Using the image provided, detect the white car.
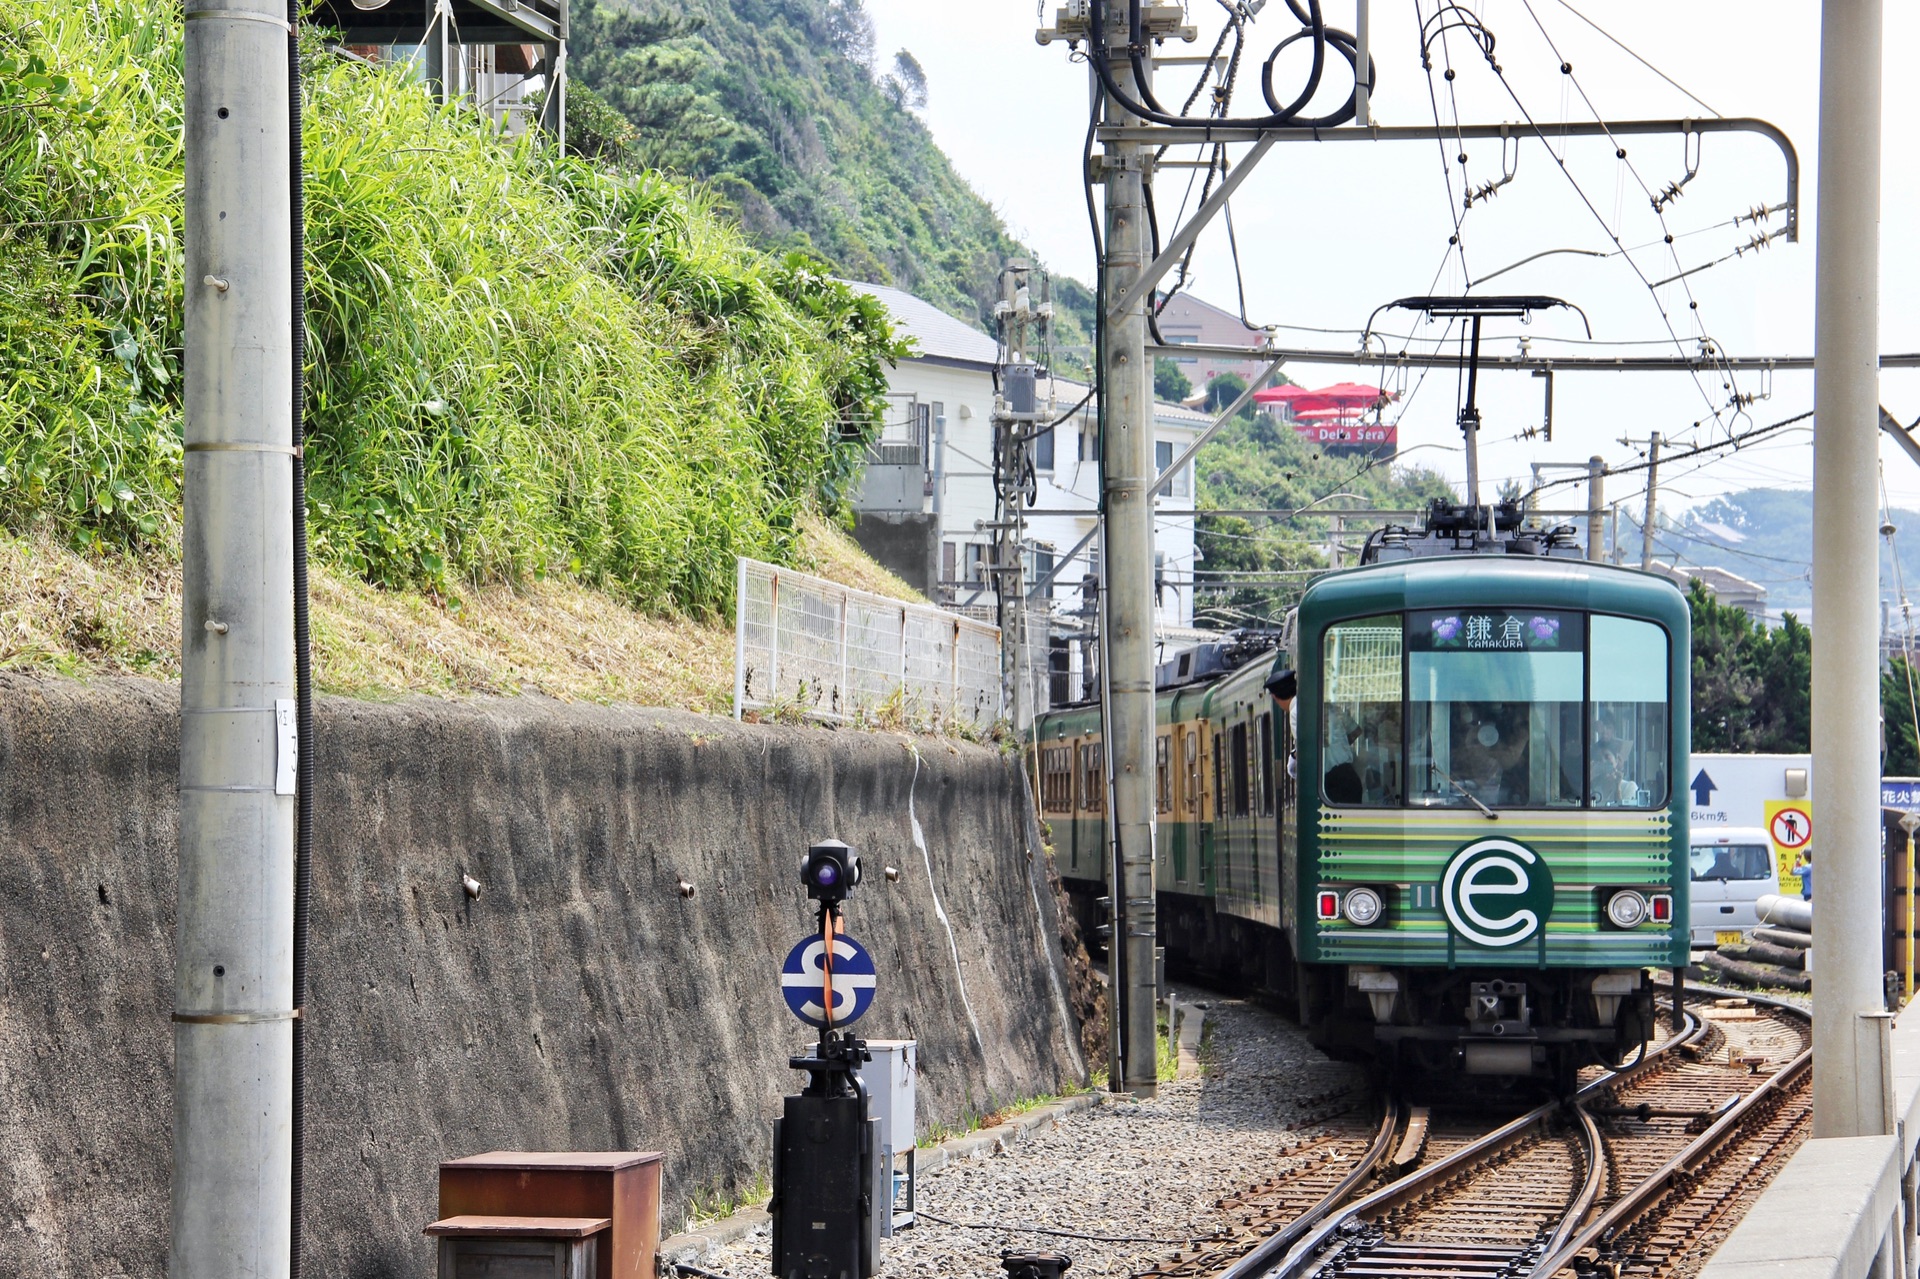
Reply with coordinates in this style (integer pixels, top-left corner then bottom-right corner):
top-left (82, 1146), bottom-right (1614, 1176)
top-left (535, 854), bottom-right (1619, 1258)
top-left (1688, 826), bottom-right (1780, 947)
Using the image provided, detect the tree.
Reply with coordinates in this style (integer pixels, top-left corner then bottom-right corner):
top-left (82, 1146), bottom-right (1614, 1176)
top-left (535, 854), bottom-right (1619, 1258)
top-left (1205, 372), bottom-right (1250, 417)
top-left (883, 50), bottom-right (928, 110)
top-left (1154, 358), bottom-right (1191, 403)
top-left (1685, 580), bottom-right (1810, 754)
top-left (1887, 657), bottom-right (1920, 776)
top-left (562, 0), bottom-right (732, 172)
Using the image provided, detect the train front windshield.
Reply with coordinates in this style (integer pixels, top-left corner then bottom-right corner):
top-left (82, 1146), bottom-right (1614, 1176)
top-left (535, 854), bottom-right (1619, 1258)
top-left (1321, 610), bottom-right (1671, 811)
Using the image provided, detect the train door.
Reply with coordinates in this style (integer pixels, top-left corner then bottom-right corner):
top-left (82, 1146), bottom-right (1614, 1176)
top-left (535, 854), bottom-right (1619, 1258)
top-left (1197, 722), bottom-right (1215, 890)
top-left (1155, 730), bottom-right (1175, 886)
top-left (1228, 714), bottom-right (1252, 898)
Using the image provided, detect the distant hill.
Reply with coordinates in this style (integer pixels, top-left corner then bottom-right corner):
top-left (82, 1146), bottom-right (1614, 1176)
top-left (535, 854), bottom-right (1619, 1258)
top-left (1659, 489), bottom-right (1920, 619)
top-left (566, 0), bottom-right (1096, 346)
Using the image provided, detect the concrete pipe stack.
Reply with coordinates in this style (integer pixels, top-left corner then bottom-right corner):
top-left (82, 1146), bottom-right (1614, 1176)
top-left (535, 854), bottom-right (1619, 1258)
top-left (1700, 895), bottom-right (1812, 993)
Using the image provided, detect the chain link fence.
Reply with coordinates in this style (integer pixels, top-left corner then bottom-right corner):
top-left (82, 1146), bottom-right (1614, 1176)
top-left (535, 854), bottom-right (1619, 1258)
top-left (734, 559), bottom-right (1005, 730)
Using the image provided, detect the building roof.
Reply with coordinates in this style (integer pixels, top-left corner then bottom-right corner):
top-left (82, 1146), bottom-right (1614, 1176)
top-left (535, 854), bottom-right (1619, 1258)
top-left (1649, 562), bottom-right (1768, 612)
top-left (840, 280), bottom-right (1000, 370)
top-left (1052, 377), bottom-right (1211, 428)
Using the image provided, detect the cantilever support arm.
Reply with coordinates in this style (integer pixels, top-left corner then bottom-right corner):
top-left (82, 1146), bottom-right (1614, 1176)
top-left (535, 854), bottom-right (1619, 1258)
top-left (1883, 405), bottom-right (1920, 471)
top-left (1107, 117), bottom-right (1799, 326)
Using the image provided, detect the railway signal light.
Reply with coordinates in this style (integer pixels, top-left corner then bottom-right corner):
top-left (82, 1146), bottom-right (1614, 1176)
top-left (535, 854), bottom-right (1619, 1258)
top-left (802, 839), bottom-right (861, 907)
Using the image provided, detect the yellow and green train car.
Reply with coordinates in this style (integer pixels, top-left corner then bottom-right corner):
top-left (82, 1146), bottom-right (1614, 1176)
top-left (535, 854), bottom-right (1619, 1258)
top-left (1036, 506), bottom-right (1691, 1081)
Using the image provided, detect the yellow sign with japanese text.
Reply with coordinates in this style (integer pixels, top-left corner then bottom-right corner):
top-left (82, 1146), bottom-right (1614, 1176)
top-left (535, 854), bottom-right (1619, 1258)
top-left (1764, 799), bottom-right (1813, 895)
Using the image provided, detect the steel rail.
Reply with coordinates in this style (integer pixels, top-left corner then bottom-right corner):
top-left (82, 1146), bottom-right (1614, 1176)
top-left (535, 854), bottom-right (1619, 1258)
top-left (1526, 992), bottom-right (1813, 1277)
top-left (1250, 1005), bottom-right (1708, 1279)
top-left (1212, 1100), bottom-right (1408, 1279)
top-left (1545, 1105), bottom-right (1608, 1261)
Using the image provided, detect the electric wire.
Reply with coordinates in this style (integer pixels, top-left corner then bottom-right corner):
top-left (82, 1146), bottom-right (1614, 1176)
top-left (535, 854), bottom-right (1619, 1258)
top-left (910, 1206), bottom-right (1198, 1244)
top-left (1503, 3), bottom-right (1749, 438)
top-left (1882, 465), bottom-right (1920, 764)
top-left (1550, 0), bottom-right (1722, 118)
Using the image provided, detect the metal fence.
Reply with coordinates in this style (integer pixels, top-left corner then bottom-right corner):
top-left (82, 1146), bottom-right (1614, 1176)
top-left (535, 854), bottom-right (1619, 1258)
top-left (734, 559), bottom-right (1005, 730)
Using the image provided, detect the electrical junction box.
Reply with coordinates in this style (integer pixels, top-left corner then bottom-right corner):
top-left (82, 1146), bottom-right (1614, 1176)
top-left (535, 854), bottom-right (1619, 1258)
top-left (1004, 365), bottom-right (1037, 418)
top-left (856, 1040), bottom-right (917, 1233)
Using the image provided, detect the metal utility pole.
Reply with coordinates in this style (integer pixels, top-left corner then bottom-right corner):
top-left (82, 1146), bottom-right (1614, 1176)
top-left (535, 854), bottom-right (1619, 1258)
top-left (1096, 0), bottom-right (1159, 1097)
top-left (176, 0), bottom-right (298, 1272)
top-left (1811, 0), bottom-right (1890, 1141)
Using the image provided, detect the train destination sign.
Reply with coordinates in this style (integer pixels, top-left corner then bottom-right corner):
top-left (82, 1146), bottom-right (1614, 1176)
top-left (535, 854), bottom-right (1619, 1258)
top-left (1440, 838), bottom-right (1555, 948)
top-left (780, 933), bottom-right (878, 1029)
top-left (1408, 609), bottom-right (1584, 653)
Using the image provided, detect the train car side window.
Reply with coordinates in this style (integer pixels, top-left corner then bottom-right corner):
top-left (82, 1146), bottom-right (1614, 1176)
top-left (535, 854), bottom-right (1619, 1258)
top-left (1230, 722), bottom-right (1251, 816)
top-left (1258, 713), bottom-right (1275, 816)
top-left (1589, 615), bottom-right (1671, 808)
top-left (1041, 746), bottom-right (1072, 814)
top-left (1079, 742), bottom-right (1105, 813)
top-left (1184, 731), bottom-right (1201, 816)
top-left (1156, 735), bottom-right (1174, 813)
top-left (1321, 615), bottom-right (1404, 807)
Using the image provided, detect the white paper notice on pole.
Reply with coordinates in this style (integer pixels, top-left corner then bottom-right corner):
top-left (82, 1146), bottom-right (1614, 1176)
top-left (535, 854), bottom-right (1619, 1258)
top-left (275, 698), bottom-right (297, 796)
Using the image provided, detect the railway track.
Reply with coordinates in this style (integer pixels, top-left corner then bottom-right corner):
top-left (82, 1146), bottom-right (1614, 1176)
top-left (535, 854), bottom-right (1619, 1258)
top-left (1139, 990), bottom-right (1810, 1279)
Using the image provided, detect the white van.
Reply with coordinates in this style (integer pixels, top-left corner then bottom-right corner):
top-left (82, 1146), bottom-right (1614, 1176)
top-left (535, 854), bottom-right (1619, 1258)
top-left (1688, 827), bottom-right (1778, 947)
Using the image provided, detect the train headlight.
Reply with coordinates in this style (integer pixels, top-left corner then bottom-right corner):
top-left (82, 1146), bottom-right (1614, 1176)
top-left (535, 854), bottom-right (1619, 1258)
top-left (1605, 889), bottom-right (1649, 929)
top-left (1316, 890), bottom-right (1341, 921)
top-left (1342, 886), bottom-right (1385, 927)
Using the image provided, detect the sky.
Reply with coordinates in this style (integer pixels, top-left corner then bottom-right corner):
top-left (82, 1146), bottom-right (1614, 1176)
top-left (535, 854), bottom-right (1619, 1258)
top-left (860, 0), bottom-right (1920, 524)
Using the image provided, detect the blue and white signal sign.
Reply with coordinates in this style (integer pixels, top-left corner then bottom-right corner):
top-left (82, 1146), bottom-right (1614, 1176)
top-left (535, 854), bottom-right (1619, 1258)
top-left (780, 934), bottom-right (877, 1029)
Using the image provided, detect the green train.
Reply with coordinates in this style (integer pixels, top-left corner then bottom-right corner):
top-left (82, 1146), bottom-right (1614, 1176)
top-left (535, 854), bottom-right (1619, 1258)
top-left (1036, 503), bottom-right (1690, 1081)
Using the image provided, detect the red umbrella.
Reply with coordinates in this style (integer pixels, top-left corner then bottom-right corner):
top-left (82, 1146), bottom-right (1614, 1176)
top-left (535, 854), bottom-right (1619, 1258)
top-left (1252, 384), bottom-right (1314, 404)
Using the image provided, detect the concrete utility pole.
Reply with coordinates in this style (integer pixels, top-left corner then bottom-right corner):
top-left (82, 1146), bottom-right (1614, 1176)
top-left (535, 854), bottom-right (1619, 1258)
top-left (993, 260), bottom-right (1048, 734)
top-left (1639, 437), bottom-right (1662, 569)
top-left (1810, 0), bottom-right (1891, 1141)
top-left (1097, 0), bottom-right (1159, 1097)
top-left (1587, 457), bottom-right (1605, 564)
top-left (175, 0), bottom-right (298, 1271)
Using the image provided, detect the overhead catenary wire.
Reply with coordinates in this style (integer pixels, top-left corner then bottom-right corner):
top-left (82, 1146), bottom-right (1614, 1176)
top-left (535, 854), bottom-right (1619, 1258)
top-left (1497, 3), bottom-right (1751, 438)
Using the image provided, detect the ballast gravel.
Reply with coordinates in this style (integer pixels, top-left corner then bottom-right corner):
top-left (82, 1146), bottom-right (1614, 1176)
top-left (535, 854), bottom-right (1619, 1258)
top-left (703, 993), bottom-right (1367, 1279)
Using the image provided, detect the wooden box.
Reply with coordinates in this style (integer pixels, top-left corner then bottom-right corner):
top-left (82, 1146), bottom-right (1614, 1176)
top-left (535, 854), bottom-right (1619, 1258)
top-left (425, 1214), bottom-right (607, 1279)
top-left (438, 1152), bottom-right (662, 1279)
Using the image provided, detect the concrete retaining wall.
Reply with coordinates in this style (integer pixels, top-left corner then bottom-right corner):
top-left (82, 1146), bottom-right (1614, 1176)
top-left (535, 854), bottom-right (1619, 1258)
top-left (0, 675), bottom-right (1082, 1276)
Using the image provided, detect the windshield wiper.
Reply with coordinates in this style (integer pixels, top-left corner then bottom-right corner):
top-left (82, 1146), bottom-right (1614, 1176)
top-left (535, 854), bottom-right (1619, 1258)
top-left (1436, 768), bottom-right (1499, 820)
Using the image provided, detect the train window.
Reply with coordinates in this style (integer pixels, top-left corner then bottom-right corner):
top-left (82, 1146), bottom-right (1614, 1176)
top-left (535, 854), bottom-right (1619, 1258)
top-left (1406, 609), bottom-right (1586, 810)
top-left (1156, 735), bottom-right (1173, 813)
top-left (1078, 743), bottom-right (1105, 812)
top-left (1041, 746), bottom-right (1073, 814)
top-left (1185, 731), bottom-right (1201, 816)
top-left (1590, 615), bottom-right (1670, 808)
top-left (1258, 713), bottom-right (1275, 816)
top-left (1321, 615), bottom-right (1404, 807)
top-left (1278, 704), bottom-right (1298, 808)
top-left (1229, 722), bottom-right (1251, 816)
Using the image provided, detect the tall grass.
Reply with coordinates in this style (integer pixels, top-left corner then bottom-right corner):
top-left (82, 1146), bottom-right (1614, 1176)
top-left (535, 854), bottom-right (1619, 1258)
top-left (0, 0), bottom-right (904, 614)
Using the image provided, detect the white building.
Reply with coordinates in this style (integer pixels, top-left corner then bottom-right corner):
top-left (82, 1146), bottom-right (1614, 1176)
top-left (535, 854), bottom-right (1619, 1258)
top-left (845, 281), bottom-right (1212, 692)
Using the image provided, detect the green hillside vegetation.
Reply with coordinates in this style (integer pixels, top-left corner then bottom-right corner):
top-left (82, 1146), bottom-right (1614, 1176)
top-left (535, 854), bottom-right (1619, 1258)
top-left (563, 0), bottom-right (1096, 347)
top-left (0, 0), bottom-right (905, 619)
top-left (1661, 488), bottom-right (1920, 617)
top-left (1191, 377), bottom-right (1455, 629)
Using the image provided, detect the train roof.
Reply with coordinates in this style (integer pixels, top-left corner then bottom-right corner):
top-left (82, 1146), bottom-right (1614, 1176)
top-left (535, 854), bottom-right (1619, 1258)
top-left (1298, 554), bottom-right (1691, 632)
